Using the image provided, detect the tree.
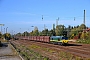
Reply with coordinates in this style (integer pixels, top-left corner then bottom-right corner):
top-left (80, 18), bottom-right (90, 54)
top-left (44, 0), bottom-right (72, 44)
top-left (79, 24), bottom-right (86, 31)
top-left (33, 30), bottom-right (39, 36)
top-left (48, 29), bottom-right (53, 36)
top-left (41, 29), bottom-right (48, 36)
top-left (80, 32), bottom-right (85, 39)
top-left (16, 33), bottom-right (21, 37)
top-left (55, 25), bottom-right (65, 36)
top-left (68, 25), bottom-right (72, 30)
top-left (76, 25), bottom-right (79, 28)
top-left (0, 32), bottom-right (2, 39)
top-left (53, 24), bottom-right (56, 36)
top-left (30, 31), bottom-right (34, 36)
top-left (3, 33), bottom-right (11, 40)
top-left (86, 31), bottom-right (90, 39)
top-left (70, 28), bottom-right (77, 36)
top-left (70, 24), bottom-right (86, 39)
top-left (38, 31), bottom-right (42, 36)
top-left (33, 26), bottom-right (39, 36)
top-left (23, 31), bottom-right (29, 36)
top-left (34, 26), bottom-right (38, 31)
top-left (66, 25), bottom-right (72, 37)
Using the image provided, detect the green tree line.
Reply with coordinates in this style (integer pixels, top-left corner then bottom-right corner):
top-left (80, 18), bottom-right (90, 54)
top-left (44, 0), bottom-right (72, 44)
top-left (1, 24), bottom-right (90, 40)
top-left (15, 24), bottom-right (90, 40)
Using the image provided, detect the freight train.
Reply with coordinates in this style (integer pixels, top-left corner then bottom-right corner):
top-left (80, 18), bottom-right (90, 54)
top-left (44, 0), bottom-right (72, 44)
top-left (15, 36), bottom-right (68, 45)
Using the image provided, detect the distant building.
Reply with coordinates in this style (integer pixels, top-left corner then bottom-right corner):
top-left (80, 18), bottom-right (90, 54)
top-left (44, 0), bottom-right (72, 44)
top-left (86, 28), bottom-right (90, 31)
top-left (84, 28), bottom-right (90, 32)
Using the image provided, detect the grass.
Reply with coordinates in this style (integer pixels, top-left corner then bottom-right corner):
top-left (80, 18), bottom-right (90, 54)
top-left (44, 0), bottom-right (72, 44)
top-left (59, 51), bottom-right (73, 60)
top-left (11, 41), bottom-right (90, 60)
top-left (30, 44), bottom-right (40, 49)
top-left (77, 39), bottom-right (90, 44)
top-left (12, 42), bottom-right (50, 60)
top-left (28, 44), bottom-right (90, 60)
top-left (58, 51), bottom-right (86, 60)
top-left (29, 44), bottom-right (55, 53)
top-left (29, 44), bottom-right (85, 60)
top-left (42, 47), bottom-right (55, 53)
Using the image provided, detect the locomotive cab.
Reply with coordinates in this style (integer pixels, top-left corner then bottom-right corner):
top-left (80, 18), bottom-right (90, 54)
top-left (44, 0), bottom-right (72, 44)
top-left (50, 36), bottom-right (68, 45)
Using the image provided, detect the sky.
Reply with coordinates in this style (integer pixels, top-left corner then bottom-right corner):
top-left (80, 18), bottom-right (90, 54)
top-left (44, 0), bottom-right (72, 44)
top-left (0, 0), bottom-right (90, 34)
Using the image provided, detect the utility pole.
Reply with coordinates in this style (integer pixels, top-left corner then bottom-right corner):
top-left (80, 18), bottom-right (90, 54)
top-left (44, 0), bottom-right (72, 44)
top-left (44, 24), bottom-right (46, 30)
top-left (53, 24), bottom-right (55, 36)
top-left (12, 30), bottom-right (13, 35)
top-left (42, 15), bottom-right (46, 30)
top-left (4, 28), bottom-right (5, 34)
top-left (42, 15), bottom-right (45, 30)
top-left (56, 17), bottom-right (59, 26)
top-left (12, 30), bottom-right (13, 39)
top-left (13, 31), bottom-right (15, 39)
top-left (74, 17), bottom-right (75, 21)
top-left (84, 10), bottom-right (85, 25)
top-left (0, 24), bottom-right (4, 34)
top-left (20, 28), bottom-right (22, 38)
top-left (6, 27), bottom-right (8, 33)
top-left (83, 10), bottom-right (86, 40)
top-left (25, 31), bottom-right (26, 38)
top-left (1, 26), bottom-right (2, 33)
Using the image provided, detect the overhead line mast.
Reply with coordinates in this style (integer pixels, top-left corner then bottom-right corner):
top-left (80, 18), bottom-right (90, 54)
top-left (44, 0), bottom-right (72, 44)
top-left (84, 10), bottom-right (85, 26)
top-left (56, 17), bottom-right (59, 26)
top-left (83, 10), bottom-right (86, 40)
top-left (42, 15), bottom-right (46, 30)
top-left (74, 17), bottom-right (75, 21)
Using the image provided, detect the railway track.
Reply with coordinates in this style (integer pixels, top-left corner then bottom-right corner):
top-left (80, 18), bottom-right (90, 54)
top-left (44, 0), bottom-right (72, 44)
top-left (12, 40), bottom-right (90, 59)
top-left (27, 40), bottom-right (90, 58)
top-left (11, 40), bottom-right (59, 60)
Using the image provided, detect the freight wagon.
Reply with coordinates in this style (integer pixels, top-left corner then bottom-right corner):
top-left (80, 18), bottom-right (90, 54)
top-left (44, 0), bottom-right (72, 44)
top-left (15, 36), bottom-right (68, 45)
